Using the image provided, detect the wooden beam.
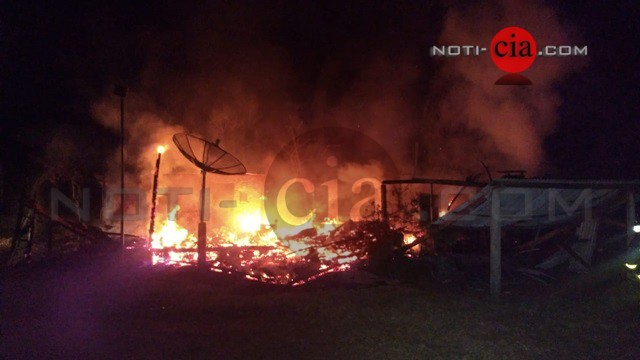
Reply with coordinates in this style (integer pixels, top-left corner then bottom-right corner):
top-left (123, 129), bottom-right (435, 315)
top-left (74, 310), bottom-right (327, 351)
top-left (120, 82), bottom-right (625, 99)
top-left (490, 187), bottom-right (501, 297)
top-left (382, 178), bottom-right (487, 188)
top-left (383, 177), bottom-right (640, 190)
top-left (429, 183), bottom-right (434, 222)
top-left (381, 184), bottom-right (388, 223)
top-left (516, 224), bottom-right (574, 250)
top-left (559, 242), bottom-right (592, 271)
top-left (492, 178), bottom-right (640, 190)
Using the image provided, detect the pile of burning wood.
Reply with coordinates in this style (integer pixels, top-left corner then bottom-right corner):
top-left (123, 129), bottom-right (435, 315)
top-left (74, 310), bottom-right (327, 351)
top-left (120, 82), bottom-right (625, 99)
top-left (151, 218), bottom-right (406, 286)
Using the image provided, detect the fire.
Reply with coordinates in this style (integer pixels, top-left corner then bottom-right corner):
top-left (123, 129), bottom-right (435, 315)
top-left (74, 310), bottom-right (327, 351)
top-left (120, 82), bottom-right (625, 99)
top-left (316, 217), bottom-right (342, 235)
top-left (277, 210), bottom-right (316, 238)
top-left (149, 204), bottom-right (377, 285)
top-left (403, 233), bottom-right (420, 256)
top-left (235, 210), bottom-right (262, 234)
top-left (403, 233), bottom-right (416, 246)
top-left (157, 145), bottom-right (167, 154)
top-left (151, 219), bottom-right (192, 248)
top-left (150, 209), bottom-right (201, 265)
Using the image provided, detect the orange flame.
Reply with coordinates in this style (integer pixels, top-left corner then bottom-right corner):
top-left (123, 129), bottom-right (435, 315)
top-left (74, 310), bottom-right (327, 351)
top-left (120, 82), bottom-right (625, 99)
top-left (149, 203), bottom-right (364, 284)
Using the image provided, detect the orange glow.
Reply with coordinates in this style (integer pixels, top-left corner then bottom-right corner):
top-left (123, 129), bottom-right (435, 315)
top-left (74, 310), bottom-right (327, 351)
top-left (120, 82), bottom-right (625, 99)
top-left (235, 210), bottom-right (262, 234)
top-left (403, 233), bottom-right (420, 255)
top-left (403, 233), bottom-right (416, 245)
top-left (151, 219), bottom-right (190, 248)
top-left (149, 201), bottom-right (365, 284)
top-left (315, 217), bottom-right (342, 236)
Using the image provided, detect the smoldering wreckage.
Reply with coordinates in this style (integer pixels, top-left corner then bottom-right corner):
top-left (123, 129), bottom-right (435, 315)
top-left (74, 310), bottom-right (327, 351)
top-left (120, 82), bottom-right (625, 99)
top-left (7, 136), bottom-right (640, 295)
top-left (1, 0), bottom-right (621, 297)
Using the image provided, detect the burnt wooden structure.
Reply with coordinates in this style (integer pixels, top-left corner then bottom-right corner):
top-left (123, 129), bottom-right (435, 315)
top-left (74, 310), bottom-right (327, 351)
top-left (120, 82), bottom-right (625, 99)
top-left (380, 178), bottom-right (640, 297)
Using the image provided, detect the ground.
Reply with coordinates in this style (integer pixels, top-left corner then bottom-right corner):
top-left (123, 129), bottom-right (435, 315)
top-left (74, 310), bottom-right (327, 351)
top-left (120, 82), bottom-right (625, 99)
top-left (1, 250), bottom-right (639, 359)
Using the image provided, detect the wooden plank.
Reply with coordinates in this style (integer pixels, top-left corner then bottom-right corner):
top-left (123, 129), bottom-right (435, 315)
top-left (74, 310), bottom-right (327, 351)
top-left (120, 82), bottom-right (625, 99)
top-left (492, 178), bottom-right (640, 190)
top-left (383, 177), bottom-right (640, 190)
top-left (561, 243), bottom-right (592, 271)
top-left (382, 178), bottom-right (487, 188)
top-left (516, 224), bottom-right (574, 250)
top-left (152, 246), bottom-right (279, 252)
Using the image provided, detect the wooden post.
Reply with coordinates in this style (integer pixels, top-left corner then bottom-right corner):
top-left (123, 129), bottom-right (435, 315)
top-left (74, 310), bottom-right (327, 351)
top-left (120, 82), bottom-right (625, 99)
top-left (148, 150), bottom-right (163, 246)
top-left (418, 193), bottom-right (429, 228)
top-left (627, 190), bottom-right (636, 247)
top-left (429, 183), bottom-right (434, 221)
top-left (113, 86), bottom-right (127, 248)
top-left (490, 187), bottom-right (501, 297)
top-left (381, 184), bottom-right (388, 223)
top-left (197, 222), bottom-right (207, 267)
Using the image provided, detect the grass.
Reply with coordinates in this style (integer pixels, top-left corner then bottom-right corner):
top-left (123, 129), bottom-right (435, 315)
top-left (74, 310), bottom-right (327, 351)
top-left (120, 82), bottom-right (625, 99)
top-left (1, 250), bottom-right (639, 359)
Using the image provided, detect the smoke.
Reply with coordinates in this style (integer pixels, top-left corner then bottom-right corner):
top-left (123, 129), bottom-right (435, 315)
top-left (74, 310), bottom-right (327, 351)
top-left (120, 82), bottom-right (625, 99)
top-left (89, 1), bottom-right (581, 234)
top-left (422, 0), bottom-right (583, 176)
top-left (91, 3), bottom-right (301, 233)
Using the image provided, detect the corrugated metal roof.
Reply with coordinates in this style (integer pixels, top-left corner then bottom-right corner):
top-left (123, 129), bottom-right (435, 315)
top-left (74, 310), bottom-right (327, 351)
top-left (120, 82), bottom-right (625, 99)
top-left (434, 179), bottom-right (637, 228)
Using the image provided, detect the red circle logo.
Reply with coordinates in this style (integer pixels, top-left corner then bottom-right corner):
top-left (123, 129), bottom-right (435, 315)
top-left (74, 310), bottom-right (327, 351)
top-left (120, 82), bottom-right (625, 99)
top-left (490, 26), bottom-right (537, 73)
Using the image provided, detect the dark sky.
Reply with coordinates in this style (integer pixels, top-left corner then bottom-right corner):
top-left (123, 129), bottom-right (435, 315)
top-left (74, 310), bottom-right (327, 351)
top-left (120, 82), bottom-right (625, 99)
top-left (1, 0), bottom-right (639, 186)
top-left (546, 1), bottom-right (640, 178)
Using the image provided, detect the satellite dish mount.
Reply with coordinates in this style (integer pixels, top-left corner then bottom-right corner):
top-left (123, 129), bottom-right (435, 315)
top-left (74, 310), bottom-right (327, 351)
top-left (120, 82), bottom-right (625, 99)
top-left (172, 133), bottom-right (246, 267)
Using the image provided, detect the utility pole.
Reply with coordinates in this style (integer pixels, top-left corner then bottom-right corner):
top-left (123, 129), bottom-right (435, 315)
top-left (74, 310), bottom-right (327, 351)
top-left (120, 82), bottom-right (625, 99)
top-left (113, 85), bottom-right (127, 247)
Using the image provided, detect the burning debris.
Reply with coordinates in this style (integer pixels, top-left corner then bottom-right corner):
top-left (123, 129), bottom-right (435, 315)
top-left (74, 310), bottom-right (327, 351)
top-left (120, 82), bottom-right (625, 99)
top-left (8, 166), bottom-right (640, 296)
top-left (74, 1), bottom-right (589, 290)
top-left (142, 129), bottom-right (409, 285)
top-left (149, 206), bottom-right (404, 285)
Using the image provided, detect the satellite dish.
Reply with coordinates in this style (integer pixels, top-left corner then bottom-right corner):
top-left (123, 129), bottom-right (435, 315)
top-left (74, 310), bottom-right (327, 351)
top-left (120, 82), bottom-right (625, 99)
top-left (172, 133), bottom-right (246, 266)
top-left (173, 133), bottom-right (246, 175)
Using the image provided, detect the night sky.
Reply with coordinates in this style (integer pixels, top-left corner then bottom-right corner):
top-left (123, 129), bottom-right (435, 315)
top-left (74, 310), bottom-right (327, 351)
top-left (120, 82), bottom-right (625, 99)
top-left (1, 0), bottom-right (639, 192)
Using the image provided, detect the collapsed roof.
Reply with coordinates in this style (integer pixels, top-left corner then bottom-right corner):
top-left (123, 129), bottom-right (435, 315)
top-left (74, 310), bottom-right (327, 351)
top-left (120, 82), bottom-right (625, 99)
top-left (434, 178), bottom-right (640, 229)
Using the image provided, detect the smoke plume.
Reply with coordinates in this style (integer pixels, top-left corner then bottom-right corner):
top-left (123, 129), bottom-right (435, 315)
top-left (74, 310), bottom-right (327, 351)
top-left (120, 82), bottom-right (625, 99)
top-left (422, 0), bottom-right (582, 176)
top-left (90, 1), bottom-right (581, 234)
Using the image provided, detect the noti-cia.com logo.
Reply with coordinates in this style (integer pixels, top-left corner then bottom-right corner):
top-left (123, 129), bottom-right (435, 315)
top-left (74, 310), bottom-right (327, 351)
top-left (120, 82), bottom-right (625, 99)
top-left (430, 26), bottom-right (587, 85)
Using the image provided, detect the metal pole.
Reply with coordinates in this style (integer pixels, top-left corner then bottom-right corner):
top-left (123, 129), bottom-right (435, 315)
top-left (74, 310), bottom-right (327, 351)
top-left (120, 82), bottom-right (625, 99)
top-left (200, 170), bottom-right (207, 222)
top-left (198, 170), bottom-right (207, 266)
top-left (113, 85), bottom-right (127, 248)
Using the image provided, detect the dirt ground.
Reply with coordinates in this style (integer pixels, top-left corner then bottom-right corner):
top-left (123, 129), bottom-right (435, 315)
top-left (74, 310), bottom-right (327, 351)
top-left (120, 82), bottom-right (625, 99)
top-left (1, 250), bottom-right (640, 359)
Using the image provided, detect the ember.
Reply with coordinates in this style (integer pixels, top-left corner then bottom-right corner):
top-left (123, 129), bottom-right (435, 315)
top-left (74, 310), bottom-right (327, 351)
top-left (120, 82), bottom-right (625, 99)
top-left (149, 206), bottom-right (394, 285)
